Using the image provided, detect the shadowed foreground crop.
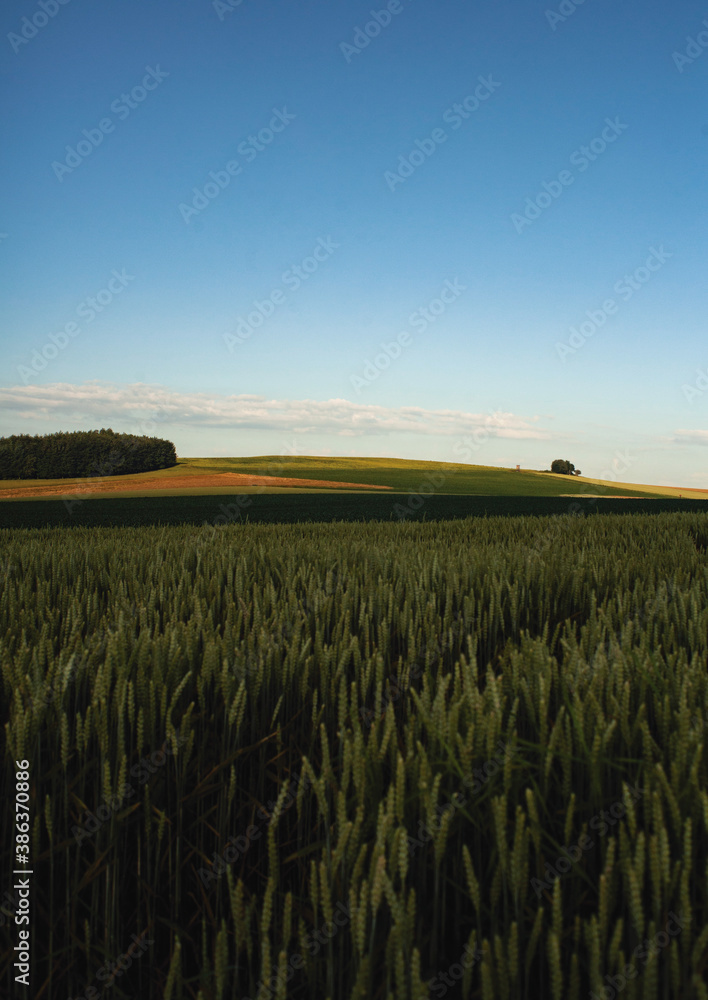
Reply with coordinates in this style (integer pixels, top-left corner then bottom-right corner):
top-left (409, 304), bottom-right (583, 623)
top-left (1, 512), bottom-right (707, 999)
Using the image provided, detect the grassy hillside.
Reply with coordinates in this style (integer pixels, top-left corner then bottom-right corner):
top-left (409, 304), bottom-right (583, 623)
top-left (0, 454), bottom-right (698, 499)
top-left (138, 456), bottom-right (691, 498)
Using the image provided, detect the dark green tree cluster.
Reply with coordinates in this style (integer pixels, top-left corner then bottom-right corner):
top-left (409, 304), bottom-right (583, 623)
top-left (550, 458), bottom-right (581, 476)
top-left (0, 429), bottom-right (177, 480)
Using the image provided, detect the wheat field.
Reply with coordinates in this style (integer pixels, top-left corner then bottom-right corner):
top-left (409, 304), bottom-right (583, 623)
top-left (1, 511), bottom-right (707, 999)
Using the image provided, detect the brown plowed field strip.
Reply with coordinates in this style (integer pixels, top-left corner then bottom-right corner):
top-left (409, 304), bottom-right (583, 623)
top-left (0, 473), bottom-right (394, 499)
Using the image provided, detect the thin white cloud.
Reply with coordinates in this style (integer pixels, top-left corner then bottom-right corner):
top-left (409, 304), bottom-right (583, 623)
top-left (0, 381), bottom-right (554, 440)
top-left (665, 430), bottom-right (708, 446)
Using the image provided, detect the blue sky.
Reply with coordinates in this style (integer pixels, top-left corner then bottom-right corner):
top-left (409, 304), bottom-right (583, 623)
top-left (1, 0), bottom-right (707, 486)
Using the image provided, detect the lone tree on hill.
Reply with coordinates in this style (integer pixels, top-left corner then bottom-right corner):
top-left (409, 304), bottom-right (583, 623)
top-left (551, 459), bottom-right (581, 476)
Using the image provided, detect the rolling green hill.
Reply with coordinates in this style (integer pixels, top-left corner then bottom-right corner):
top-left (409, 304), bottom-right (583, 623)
top-left (0, 454), bottom-right (698, 499)
top-left (158, 455), bottom-right (672, 497)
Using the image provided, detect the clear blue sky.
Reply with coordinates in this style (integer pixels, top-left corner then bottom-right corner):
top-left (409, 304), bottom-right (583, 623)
top-left (2, 0), bottom-right (707, 486)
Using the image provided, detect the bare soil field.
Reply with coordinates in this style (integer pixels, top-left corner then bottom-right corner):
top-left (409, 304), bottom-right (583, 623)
top-left (0, 472), bottom-right (394, 499)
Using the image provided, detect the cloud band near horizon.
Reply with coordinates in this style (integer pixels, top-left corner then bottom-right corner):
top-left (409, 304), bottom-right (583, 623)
top-left (0, 382), bottom-right (554, 441)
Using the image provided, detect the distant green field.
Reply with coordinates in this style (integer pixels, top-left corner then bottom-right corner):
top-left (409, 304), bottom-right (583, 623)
top-left (0, 455), bottom-right (676, 499)
top-left (168, 456), bottom-right (672, 497)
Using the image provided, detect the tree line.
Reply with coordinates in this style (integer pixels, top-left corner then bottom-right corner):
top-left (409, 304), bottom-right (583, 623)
top-left (0, 429), bottom-right (177, 480)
